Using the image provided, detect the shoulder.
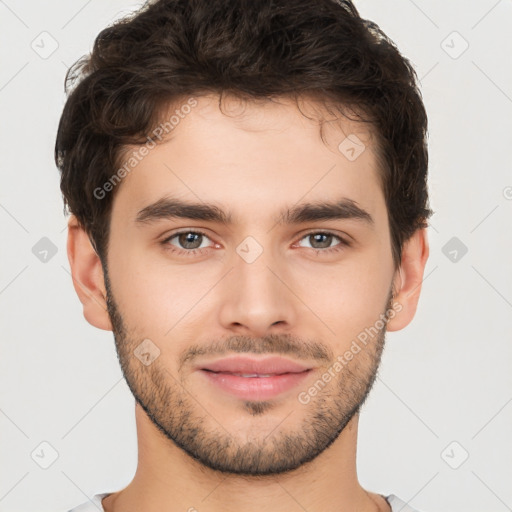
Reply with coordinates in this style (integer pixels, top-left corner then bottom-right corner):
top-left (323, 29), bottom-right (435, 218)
top-left (386, 494), bottom-right (424, 512)
top-left (66, 492), bottom-right (111, 512)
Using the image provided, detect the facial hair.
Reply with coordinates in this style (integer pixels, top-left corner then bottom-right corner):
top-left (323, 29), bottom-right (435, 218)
top-left (104, 265), bottom-right (394, 477)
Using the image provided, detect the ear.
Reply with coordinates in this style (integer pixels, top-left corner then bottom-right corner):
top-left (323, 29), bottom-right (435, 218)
top-left (66, 215), bottom-right (113, 331)
top-left (386, 227), bottom-right (430, 332)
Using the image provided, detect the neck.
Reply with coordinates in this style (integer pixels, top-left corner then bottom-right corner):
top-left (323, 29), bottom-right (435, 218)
top-left (102, 404), bottom-right (390, 512)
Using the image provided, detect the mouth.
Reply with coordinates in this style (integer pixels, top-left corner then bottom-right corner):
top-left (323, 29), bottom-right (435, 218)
top-left (198, 355), bottom-right (312, 375)
top-left (196, 356), bottom-right (314, 400)
top-left (202, 370), bottom-right (301, 377)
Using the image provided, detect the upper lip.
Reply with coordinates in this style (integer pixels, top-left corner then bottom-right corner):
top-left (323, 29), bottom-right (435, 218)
top-left (198, 356), bottom-right (312, 375)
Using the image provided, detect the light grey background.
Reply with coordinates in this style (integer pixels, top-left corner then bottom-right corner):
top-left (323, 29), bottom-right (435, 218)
top-left (1, 1), bottom-right (511, 511)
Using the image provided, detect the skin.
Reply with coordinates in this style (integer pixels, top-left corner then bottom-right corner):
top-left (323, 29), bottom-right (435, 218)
top-left (67, 93), bottom-right (429, 512)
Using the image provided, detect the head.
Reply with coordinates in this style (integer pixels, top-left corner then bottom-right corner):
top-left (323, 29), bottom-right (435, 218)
top-left (58, 0), bottom-right (432, 476)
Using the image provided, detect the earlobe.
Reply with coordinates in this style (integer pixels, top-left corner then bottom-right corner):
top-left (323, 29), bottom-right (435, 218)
top-left (386, 228), bottom-right (430, 332)
top-left (66, 215), bottom-right (113, 331)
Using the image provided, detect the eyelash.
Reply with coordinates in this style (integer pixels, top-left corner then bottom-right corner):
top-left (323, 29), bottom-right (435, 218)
top-left (160, 229), bottom-right (351, 258)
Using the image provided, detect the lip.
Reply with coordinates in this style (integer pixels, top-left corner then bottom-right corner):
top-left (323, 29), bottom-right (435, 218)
top-left (198, 355), bottom-right (312, 375)
top-left (196, 356), bottom-right (313, 401)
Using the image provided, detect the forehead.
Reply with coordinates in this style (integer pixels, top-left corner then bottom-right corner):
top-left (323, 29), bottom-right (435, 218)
top-left (111, 94), bottom-right (385, 226)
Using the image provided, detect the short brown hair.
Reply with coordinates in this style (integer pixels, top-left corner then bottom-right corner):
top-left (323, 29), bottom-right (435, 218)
top-left (55, 0), bottom-right (433, 270)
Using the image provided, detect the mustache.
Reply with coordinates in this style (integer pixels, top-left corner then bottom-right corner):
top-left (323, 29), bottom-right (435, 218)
top-left (178, 333), bottom-right (334, 371)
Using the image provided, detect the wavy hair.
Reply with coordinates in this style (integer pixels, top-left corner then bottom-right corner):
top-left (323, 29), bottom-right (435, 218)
top-left (55, 0), bottom-right (433, 270)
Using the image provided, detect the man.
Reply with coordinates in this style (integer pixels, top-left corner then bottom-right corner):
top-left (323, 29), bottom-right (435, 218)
top-left (57, 0), bottom-right (432, 510)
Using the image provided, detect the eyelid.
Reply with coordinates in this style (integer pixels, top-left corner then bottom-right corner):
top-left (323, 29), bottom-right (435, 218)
top-left (161, 228), bottom-right (217, 248)
top-left (297, 228), bottom-right (351, 242)
top-left (293, 229), bottom-right (350, 249)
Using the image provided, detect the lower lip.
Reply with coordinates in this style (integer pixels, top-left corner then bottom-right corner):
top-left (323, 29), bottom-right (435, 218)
top-left (199, 369), bottom-right (312, 401)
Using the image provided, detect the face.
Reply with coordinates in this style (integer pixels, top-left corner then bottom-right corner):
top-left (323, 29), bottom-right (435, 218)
top-left (103, 94), bottom-right (399, 475)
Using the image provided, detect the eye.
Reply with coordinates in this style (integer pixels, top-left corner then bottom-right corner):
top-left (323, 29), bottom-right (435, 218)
top-left (296, 231), bottom-right (350, 253)
top-left (161, 229), bottom-right (215, 256)
top-left (160, 229), bottom-right (350, 258)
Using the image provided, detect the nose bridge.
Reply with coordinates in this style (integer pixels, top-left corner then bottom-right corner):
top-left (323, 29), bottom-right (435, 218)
top-left (218, 234), bottom-right (297, 335)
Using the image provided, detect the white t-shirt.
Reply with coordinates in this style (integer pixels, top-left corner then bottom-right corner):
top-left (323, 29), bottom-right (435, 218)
top-left (67, 492), bottom-right (423, 511)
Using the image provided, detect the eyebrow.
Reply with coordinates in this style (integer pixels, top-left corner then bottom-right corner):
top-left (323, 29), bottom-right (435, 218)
top-left (135, 196), bottom-right (374, 227)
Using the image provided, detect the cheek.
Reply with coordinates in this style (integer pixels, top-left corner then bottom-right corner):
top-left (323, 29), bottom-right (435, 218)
top-left (288, 237), bottom-right (393, 348)
top-left (107, 241), bottom-right (209, 339)
top-left (298, 264), bottom-right (390, 345)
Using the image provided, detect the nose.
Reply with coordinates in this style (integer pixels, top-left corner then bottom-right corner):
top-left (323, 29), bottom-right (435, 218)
top-left (217, 246), bottom-right (298, 338)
